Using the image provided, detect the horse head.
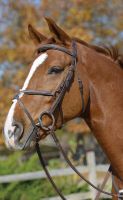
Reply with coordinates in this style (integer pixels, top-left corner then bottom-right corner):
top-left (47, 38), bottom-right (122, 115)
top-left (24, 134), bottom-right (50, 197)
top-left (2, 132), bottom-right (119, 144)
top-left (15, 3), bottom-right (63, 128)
top-left (3, 18), bottom-right (89, 150)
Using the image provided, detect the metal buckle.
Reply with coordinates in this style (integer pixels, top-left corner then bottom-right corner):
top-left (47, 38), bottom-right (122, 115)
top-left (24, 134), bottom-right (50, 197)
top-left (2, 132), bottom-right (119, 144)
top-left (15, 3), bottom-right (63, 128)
top-left (38, 111), bottom-right (55, 131)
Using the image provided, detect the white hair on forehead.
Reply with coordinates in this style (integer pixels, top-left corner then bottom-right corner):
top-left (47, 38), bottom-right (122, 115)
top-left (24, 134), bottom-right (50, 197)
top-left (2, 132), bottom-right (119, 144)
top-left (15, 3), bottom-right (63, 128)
top-left (4, 53), bottom-right (48, 148)
top-left (20, 53), bottom-right (48, 98)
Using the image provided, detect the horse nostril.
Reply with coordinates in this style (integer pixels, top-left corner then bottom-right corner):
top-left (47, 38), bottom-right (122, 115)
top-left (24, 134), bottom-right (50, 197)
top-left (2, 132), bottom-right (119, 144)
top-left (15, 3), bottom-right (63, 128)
top-left (12, 121), bottom-right (24, 141)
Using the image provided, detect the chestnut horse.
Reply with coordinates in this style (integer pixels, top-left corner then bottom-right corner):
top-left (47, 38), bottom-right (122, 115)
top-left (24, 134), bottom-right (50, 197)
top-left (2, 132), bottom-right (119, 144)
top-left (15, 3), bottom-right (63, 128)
top-left (3, 18), bottom-right (123, 199)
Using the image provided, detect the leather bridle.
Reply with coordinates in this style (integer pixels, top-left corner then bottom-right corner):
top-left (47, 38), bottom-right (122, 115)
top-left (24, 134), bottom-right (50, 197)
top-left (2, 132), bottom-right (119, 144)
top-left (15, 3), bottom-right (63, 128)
top-left (14, 41), bottom-right (84, 146)
top-left (13, 40), bottom-right (123, 199)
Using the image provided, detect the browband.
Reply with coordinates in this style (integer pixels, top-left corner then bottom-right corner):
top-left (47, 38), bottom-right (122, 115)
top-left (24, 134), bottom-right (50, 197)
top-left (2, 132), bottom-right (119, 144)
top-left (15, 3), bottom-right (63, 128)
top-left (37, 43), bottom-right (77, 58)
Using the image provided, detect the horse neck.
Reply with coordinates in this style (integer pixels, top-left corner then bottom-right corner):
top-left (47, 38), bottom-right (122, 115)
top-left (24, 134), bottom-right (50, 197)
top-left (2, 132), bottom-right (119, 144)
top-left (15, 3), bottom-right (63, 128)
top-left (78, 44), bottom-right (123, 178)
top-left (82, 46), bottom-right (123, 128)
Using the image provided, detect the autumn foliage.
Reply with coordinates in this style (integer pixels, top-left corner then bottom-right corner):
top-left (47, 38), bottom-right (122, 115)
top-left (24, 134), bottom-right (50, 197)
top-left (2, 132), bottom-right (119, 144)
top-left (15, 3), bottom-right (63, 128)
top-left (1, 0), bottom-right (123, 144)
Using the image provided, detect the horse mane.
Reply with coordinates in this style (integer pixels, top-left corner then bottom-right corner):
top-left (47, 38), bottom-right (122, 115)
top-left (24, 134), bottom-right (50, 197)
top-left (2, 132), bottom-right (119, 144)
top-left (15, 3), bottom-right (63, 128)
top-left (73, 37), bottom-right (123, 69)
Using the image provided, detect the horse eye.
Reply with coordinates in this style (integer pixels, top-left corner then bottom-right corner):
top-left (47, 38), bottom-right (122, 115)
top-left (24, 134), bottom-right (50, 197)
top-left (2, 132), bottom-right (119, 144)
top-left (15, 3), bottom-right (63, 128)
top-left (37, 49), bottom-right (41, 54)
top-left (48, 66), bottom-right (63, 74)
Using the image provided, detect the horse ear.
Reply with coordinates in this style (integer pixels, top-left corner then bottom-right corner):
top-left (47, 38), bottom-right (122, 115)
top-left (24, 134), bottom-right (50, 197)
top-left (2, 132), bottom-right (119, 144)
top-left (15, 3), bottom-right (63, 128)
top-left (28, 24), bottom-right (47, 45)
top-left (45, 17), bottom-right (71, 45)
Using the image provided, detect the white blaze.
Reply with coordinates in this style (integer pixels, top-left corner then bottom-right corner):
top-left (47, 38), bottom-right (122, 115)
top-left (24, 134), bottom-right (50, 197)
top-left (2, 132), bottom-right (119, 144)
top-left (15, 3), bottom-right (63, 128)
top-left (4, 99), bottom-right (17, 147)
top-left (20, 53), bottom-right (48, 98)
top-left (4, 53), bottom-right (48, 147)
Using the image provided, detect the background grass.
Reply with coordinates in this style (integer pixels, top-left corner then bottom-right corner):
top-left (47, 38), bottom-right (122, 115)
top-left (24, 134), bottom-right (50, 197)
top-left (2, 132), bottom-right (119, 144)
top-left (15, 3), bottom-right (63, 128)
top-left (0, 150), bottom-right (89, 200)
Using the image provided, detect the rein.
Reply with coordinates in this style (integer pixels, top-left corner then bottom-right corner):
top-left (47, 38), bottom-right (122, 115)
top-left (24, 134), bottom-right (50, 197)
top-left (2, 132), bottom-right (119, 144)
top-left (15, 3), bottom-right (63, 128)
top-left (13, 41), bottom-right (123, 199)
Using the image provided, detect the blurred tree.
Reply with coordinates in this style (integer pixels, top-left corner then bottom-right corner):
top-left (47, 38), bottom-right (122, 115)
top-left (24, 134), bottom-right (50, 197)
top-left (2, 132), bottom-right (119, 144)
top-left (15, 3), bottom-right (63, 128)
top-left (1, 0), bottom-right (123, 145)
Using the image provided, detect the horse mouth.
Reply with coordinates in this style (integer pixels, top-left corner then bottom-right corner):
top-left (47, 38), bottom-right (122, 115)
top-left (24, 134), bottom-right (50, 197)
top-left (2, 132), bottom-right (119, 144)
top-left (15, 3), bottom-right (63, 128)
top-left (14, 128), bottom-right (38, 150)
top-left (4, 117), bottom-right (58, 151)
top-left (12, 125), bottom-right (52, 150)
top-left (3, 125), bottom-right (37, 150)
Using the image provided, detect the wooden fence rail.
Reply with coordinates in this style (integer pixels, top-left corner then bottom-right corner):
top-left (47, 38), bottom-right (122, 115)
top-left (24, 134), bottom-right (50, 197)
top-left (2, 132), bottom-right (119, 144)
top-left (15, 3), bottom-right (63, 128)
top-left (0, 151), bottom-right (111, 200)
top-left (0, 164), bottom-right (109, 183)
